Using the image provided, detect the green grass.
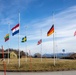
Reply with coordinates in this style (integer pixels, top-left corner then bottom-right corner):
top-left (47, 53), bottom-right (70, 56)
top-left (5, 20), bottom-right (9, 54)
top-left (0, 58), bottom-right (76, 72)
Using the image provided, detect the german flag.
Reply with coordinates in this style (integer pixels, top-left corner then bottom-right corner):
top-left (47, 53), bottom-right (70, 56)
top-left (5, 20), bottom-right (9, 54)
top-left (47, 25), bottom-right (54, 36)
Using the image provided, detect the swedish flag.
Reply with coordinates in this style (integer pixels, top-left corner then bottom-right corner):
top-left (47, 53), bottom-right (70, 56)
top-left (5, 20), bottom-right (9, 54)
top-left (21, 36), bottom-right (27, 42)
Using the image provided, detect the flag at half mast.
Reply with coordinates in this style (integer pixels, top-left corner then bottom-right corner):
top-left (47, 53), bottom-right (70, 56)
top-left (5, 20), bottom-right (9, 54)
top-left (11, 24), bottom-right (19, 36)
top-left (4, 34), bottom-right (9, 42)
top-left (37, 39), bottom-right (42, 45)
top-left (47, 24), bottom-right (54, 36)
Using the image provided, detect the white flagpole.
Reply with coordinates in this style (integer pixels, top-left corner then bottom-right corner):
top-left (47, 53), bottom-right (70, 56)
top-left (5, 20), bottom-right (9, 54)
top-left (53, 13), bottom-right (55, 66)
top-left (8, 23), bottom-right (10, 64)
top-left (41, 29), bottom-right (42, 62)
top-left (25, 26), bottom-right (27, 62)
top-left (25, 45), bottom-right (27, 62)
top-left (53, 31), bottom-right (55, 66)
top-left (18, 12), bottom-right (20, 67)
top-left (55, 32), bottom-right (58, 60)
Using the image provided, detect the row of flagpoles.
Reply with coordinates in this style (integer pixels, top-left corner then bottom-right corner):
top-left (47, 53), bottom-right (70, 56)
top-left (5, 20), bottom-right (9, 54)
top-left (4, 12), bottom-right (76, 67)
top-left (4, 13), bottom-right (55, 67)
top-left (4, 13), bottom-right (21, 67)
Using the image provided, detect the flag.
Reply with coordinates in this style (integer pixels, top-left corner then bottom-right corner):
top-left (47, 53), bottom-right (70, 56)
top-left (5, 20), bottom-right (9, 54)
top-left (11, 24), bottom-right (19, 36)
top-left (4, 34), bottom-right (9, 42)
top-left (47, 24), bottom-right (54, 36)
top-left (74, 31), bottom-right (76, 36)
top-left (37, 39), bottom-right (42, 45)
top-left (21, 36), bottom-right (27, 42)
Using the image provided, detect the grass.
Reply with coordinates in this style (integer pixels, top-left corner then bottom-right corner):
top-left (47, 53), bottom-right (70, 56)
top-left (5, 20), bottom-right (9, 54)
top-left (0, 58), bottom-right (76, 72)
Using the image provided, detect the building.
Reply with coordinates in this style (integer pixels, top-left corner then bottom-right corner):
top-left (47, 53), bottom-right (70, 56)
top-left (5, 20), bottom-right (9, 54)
top-left (0, 51), bottom-right (17, 59)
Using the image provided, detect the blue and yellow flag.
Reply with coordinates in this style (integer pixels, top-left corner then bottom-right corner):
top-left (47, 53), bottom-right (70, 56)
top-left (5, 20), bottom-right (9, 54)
top-left (21, 36), bottom-right (27, 42)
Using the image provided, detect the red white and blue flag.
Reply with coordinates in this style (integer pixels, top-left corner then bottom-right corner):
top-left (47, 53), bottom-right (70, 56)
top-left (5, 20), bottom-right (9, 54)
top-left (37, 39), bottom-right (42, 45)
top-left (74, 31), bottom-right (76, 36)
top-left (11, 24), bottom-right (19, 36)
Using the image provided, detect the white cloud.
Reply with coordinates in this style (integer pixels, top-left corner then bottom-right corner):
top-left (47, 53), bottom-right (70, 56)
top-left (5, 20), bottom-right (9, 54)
top-left (21, 5), bottom-right (76, 54)
top-left (0, 1), bottom-right (76, 54)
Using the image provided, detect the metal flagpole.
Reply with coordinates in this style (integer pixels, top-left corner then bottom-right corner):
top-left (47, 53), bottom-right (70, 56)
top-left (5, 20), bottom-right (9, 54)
top-left (25, 39), bottom-right (27, 62)
top-left (55, 32), bottom-right (58, 61)
top-left (29, 50), bottom-right (32, 71)
top-left (53, 31), bottom-right (55, 66)
top-left (25, 26), bottom-right (27, 62)
top-left (8, 23), bottom-right (10, 64)
top-left (18, 12), bottom-right (20, 67)
top-left (41, 29), bottom-right (42, 62)
top-left (52, 13), bottom-right (55, 66)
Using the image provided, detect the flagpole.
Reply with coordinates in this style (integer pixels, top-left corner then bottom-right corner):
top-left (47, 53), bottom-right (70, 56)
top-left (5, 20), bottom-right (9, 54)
top-left (25, 39), bottom-right (27, 62)
top-left (8, 23), bottom-right (10, 64)
top-left (18, 12), bottom-right (20, 67)
top-left (52, 13), bottom-right (55, 66)
top-left (53, 31), bottom-right (55, 66)
top-left (55, 32), bottom-right (58, 60)
top-left (41, 29), bottom-right (42, 62)
top-left (26, 41), bottom-right (27, 62)
top-left (29, 50), bottom-right (32, 71)
top-left (25, 26), bottom-right (27, 62)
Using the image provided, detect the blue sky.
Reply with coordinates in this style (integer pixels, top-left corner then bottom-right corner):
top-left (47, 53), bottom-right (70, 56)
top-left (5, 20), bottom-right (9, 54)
top-left (0, 0), bottom-right (76, 55)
